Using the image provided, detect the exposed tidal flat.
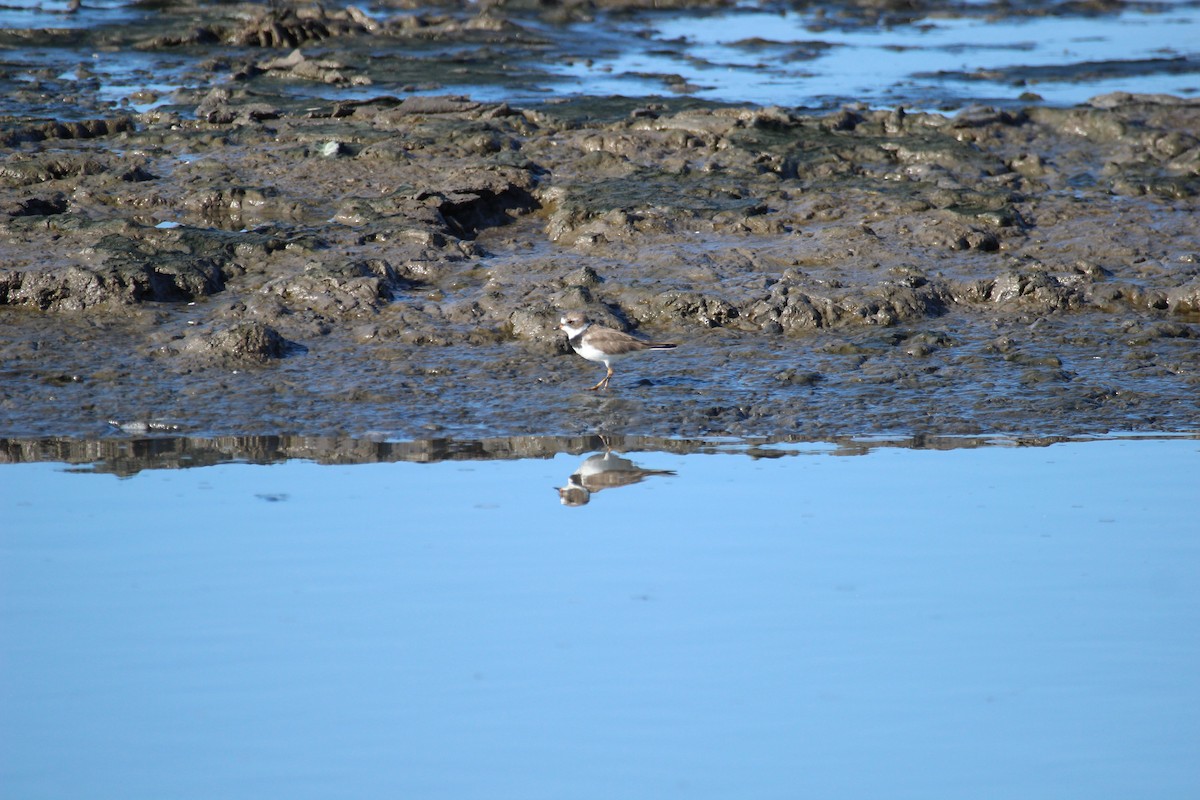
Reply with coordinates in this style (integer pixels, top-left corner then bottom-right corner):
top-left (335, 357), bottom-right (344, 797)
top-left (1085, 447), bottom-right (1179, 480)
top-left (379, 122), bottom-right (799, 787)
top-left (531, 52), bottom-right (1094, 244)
top-left (1, 0), bottom-right (1199, 440)
top-left (2, 2), bottom-right (1199, 796)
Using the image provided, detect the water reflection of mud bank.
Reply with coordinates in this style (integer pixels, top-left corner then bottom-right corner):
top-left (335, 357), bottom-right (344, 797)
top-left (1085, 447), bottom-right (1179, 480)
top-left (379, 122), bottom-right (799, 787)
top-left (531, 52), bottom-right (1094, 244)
top-left (2, 432), bottom-right (1194, 477)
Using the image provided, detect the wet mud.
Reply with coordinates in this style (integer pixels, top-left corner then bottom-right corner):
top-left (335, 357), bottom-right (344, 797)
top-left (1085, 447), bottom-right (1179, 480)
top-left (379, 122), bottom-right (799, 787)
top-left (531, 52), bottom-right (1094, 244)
top-left (2, 1), bottom-right (1199, 443)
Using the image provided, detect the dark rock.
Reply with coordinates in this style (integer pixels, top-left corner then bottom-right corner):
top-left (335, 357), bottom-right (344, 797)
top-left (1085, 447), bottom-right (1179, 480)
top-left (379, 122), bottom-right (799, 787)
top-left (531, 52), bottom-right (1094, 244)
top-left (2, 193), bottom-right (68, 217)
top-left (178, 321), bottom-right (290, 365)
top-left (774, 369), bottom-right (822, 386)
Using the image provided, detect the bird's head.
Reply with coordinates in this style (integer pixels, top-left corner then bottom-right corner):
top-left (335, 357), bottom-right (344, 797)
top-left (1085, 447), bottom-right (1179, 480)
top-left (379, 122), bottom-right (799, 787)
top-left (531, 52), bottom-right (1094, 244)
top-left (558, 312), bottom-right (589, 336)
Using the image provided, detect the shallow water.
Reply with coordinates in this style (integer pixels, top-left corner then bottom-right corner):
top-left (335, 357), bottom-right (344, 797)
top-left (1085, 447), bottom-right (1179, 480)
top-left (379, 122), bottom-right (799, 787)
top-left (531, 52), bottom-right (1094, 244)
top-left (3, 436), bottom-right (1198, 798)
top-left (1, 1), bottom-right (1197, 118)
top-left (560, 4), bottom-right (1200, 109)
top-left (0, 0), bottom-right (142, 30)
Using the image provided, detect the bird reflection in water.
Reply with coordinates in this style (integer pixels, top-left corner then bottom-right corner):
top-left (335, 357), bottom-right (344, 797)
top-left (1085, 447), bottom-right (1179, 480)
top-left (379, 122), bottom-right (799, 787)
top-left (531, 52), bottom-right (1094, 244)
top-left (557, 448), bottom-right (675, 506)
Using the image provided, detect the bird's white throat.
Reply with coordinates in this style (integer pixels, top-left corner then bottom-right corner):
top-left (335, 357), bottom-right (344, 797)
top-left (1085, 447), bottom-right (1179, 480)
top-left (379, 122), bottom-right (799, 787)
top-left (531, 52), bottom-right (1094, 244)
top-left (559, 320), bottom-right (590, 338)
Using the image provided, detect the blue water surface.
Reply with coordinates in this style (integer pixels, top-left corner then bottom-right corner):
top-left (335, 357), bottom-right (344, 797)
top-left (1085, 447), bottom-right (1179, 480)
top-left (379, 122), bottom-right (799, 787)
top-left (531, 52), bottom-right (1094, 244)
top-left (2, 437), bottom-right (1198, 799)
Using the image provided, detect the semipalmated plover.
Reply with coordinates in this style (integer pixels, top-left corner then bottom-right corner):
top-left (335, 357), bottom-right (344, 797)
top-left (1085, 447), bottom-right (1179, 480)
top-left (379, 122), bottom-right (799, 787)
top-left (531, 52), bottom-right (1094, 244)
top-left (559, 312), bottom-right (677, 390)
top-left (557, 451), bottom-right (676, 506)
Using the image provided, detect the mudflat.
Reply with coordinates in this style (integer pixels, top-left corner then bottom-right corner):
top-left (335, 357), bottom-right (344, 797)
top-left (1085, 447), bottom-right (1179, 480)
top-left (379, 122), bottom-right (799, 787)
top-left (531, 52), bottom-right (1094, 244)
top-left (2, 1), bottom-right (1198, 442)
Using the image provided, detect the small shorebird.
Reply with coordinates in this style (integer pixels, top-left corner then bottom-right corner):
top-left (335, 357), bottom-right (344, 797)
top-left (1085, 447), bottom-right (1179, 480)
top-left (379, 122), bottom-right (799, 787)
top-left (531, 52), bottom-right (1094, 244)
top-left (559, 312), bottom-right (677, 390)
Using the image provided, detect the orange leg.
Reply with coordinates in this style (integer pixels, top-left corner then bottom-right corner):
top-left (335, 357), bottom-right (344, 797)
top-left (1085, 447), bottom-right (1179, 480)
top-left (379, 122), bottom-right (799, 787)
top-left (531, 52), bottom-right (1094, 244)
top-left (588, 365), bottom-right (614, 391)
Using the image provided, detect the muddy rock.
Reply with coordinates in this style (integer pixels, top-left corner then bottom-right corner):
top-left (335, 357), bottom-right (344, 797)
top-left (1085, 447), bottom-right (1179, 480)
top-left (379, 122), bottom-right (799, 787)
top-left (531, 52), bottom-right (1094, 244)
top-left (258, 48), bottom-right (372, 86)
top-left (1, 255), bottom-right (223, 310)
top-left (1166, 279), bottom-right (1200, 314)
top-left (0, 117), bottom-right (136, 148)
top-left (260, 268), bottom-right (389, 318)
top-left (175, 321), bottom-right (292, 366)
